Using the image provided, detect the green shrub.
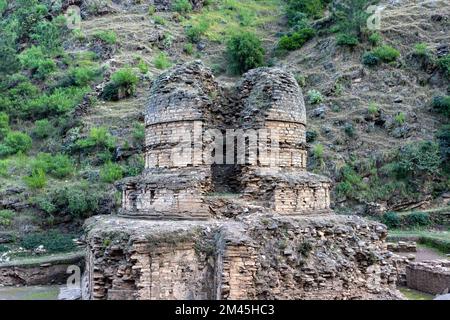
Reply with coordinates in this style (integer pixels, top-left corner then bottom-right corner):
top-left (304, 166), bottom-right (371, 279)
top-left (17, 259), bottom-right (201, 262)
top-left (184, 43), bottom-right (194, 55)
top-left (92, 30), bottom-right (117, 45)
top-left (419, 236), bottom-right (450, 254)
top-left (31, 15), bottom-right (66, 53)
top-left (0, 0), bottom-right (7, 15)
top-left (68, 66), bottom-right (102, 86)
top-left (336, 33), bottom-right (359, 47)
top-left (431, 95), bottom-right (450, 118)
top-left (331, 0), bottom-right (371, 38)
top-left (148, 4), bottom-right (156, 16)
top-left (24, 168), bottom-right (47, 189)
top-left (335, 164), bottom-right (366, 198)
top-left (185, 20), bottom-right (209, 43)
top-left (100, 161), bottom-right (123, 183)
top-left (32, 119), bottom-right (54, 139)
top-left (362, 52), bottom-right (380, 66)
top-left (413, 43), bottom-right (429, 57)
top-left (124, 154), bottom-right (145, 177)
top-left (278, 28), bottom-right (315, 51)
top-left (0, 209), bottom-right (14, 227)
top-left (294, 74), bottom-right (306, 87)
top-left (226, 32), bottom-right (265, 74)
top-left (111, 68), bottom-right (138, 88)
top-left (27, 86), bottom-right (90, 118)
top-left (344, 123), bottom-right (355, 137)
top-left (0, 112), bottom-right (10, 139)
top-left (307, 89), bottom-right (323, 104)
top-left (369, 33), bottom-right (382, 46)
top-left (436, 125), bottom-right (450, 172)
top-left (20, 230), bottom-right (75, 253)
top-left (153, 15), bottom-right (166, 25)
top-left (367, 102), bottom-right (379, 115)
top-left (154, 52), bottom-right (172, 70)
top-left (382, 211), bottom-right (401, 229)
top-left (173, 0), bottom-right (192, 14)
top-left (35, 183), bottom-right (103, 219)
top-left (75, 126), bottom-right (116, 152)
top-left (395, 141), bottom-right (442, 177)
top-left (0, 159), bottom-right (8, 176)
top-left (394, 112), bottom-right (406, 125)
top-left (438, 54), bottom-right (450, 78)
top-left (0, 131), bottom-right (32, 156)
top-left (31, 153), bottom-right (74, 179)
top-left (306, 130), bottom-right (318, 143)
top-left (286, 0), bottom-right (325, 19)
top-left (137, 59), bottom-right (149, 74)
top-left (405, 212), bottom-right (430, 227)
top-left (313, 144), bottom-right (324, 159)
top-left (18, 46), bottom-right (56, 79)
top-left (101, 68), bottom-right (139, 101)
top-left (335, 181), bottom-right (352, 198)
top-left (132, 122), bottom-right (145, 146)
top-left (372, 45), bottom-right (400, 62)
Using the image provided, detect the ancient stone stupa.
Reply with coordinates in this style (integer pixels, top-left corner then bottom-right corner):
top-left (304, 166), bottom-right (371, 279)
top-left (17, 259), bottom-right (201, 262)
top-left (83, 61), bottom-right (400, 300)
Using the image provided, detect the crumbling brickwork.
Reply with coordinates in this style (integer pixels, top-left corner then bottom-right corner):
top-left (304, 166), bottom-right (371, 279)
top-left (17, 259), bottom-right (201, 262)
top-left (406, 260), bottom-right (450, 295)
top-left (84, 61), bottom-right (401, 300)
top-left (83, 215), bottom-right (401, 300)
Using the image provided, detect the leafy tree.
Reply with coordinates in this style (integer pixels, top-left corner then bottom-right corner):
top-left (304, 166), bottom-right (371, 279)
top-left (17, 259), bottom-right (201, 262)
top-left (278, 28), bottom-right (315, 51)
top-left (286, 0), bottom-right (326, 20)
top-left (331, 0), bottom-right (373, 40)
top-left (0, 131), bottom-right (32, 156)
top-left (100, 161), bottom-right (123, 183)
top-left (173, 0), bottom-right (192, 14)
top-left (226, 32), bottom-right (265, 74)
top-left (0, 112), bottom-right (10, 139)
top-left (393, 141), bottom-right (442, 178)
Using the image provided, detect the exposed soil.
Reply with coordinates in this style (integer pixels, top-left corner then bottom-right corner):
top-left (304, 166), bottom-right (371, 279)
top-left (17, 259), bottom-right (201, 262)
top-left (397, 245), bottom-right (449, 262)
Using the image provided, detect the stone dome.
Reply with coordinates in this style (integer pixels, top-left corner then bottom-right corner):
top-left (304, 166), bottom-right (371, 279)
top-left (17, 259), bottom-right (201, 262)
top-left (145, 61), bottom-right (219, 126)
top-left (237, 67), bottom-right (306, 126)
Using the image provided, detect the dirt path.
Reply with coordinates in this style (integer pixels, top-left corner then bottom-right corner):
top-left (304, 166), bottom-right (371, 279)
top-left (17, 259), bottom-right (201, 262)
top-left (397, 246), bottom-right (448, 262)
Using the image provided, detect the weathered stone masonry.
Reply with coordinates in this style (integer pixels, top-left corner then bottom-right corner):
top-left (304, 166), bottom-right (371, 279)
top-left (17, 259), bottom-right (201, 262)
top-left (83, 61), bottom-right (401, 300)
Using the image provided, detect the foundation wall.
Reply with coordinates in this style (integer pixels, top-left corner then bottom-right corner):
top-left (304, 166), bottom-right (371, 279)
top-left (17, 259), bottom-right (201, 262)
top-left (83, 216), bottom-right (401, 300)
top-left (122, 186), bottom-right (209, 219)
top-left (406, 261), bottom-right (450, 295)
top-left (274, 184), bottom-right (331, 214)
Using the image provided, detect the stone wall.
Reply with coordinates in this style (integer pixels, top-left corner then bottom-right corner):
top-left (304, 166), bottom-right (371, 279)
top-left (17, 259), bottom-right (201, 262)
top-left (145, 121), bottom-right (204, 169)
top-left (406, 260), bottom-right (450, 295)
top-left (83, 219), bottom-right (216, 300)
top-left (0, 252), bottom-right (84, 286)
top-left (83, 215), bottom-right (401, 300)
top-left (241, 170), bottom-right (332, 215)
top-left (120, 168), bottom-right (211, 219)
top-left (273, 184), bottom-right (331, 214)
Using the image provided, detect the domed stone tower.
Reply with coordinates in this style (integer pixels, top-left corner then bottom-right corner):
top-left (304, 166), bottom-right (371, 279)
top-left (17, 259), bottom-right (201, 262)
top-left (83, 61), bottom-right (401, 300)
top-left (120, 61), bottom-right (219, 219)
top-left (235, 67), bottom-right (331, 214)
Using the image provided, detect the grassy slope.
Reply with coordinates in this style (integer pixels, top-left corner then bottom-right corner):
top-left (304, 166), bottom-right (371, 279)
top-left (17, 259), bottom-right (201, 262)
top-left (1, 0), bottom-right (449, 243)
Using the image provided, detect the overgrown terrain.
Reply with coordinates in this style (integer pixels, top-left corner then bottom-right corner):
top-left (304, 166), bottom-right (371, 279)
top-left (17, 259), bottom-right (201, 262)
top-left (0, 0), bottom-right (449, 259)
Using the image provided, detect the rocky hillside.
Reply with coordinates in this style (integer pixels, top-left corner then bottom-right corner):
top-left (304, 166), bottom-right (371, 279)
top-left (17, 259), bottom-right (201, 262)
top-left (0, 0), bottom-right (449, 258)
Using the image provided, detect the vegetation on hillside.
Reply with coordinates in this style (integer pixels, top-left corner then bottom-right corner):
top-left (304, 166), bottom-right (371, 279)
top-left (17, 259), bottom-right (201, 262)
top-left (0, 0), bottom-right (448, 258)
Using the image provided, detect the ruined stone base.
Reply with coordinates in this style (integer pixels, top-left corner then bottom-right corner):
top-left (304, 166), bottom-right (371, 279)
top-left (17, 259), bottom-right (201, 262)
top-left (406, 260), bottom-right (450, 295)
top-left (83, 215), bottom-right (402, 300)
